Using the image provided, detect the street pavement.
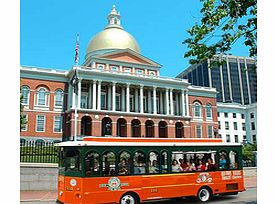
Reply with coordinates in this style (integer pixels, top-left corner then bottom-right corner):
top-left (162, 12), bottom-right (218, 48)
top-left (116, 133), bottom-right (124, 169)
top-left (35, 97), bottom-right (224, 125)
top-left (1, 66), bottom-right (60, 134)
top-left (20, 171), bottom-right (257, 204)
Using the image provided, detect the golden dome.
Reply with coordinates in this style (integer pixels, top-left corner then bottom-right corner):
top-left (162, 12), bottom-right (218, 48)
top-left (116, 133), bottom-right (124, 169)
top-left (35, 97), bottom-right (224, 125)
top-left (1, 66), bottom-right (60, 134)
top-left (86, 5), bottom-right (140, 57)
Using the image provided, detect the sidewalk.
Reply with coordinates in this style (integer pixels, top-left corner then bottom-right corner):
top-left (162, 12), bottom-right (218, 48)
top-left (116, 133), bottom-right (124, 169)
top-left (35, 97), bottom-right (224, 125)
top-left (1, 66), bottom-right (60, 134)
top-left (20, 176), bottom-right (257, 202)
top-left (20, 191), bottom-right (57, 202)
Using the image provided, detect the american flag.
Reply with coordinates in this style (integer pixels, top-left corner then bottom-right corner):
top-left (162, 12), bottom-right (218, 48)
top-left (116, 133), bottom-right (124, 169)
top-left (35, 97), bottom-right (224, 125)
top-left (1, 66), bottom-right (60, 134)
top-left (74, 33), bottom-right (80, 65)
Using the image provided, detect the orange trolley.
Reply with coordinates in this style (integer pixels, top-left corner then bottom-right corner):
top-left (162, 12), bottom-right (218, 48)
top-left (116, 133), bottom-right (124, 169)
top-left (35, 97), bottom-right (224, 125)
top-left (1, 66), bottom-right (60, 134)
top-left (56, 137), bottom-right (245, 203)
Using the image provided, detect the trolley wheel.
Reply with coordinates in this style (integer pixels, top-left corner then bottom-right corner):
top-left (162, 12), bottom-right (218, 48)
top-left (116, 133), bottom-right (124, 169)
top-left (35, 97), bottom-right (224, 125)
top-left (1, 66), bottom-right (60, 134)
top-left (197, 187), bottom-right (212, 202)
top-left (120, 193), bottom-right (140, 204)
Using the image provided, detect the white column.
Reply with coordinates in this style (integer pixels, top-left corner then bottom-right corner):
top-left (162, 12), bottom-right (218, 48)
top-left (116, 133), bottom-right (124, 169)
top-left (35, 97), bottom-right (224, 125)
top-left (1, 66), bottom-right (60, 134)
top-left (165, 88), bottom-right (169, 115)
top-left (170, 89), bottom-right (174, 115)
top-left (77, 79), bottom-right (82, 109)
top-left (153, 87), bottom-right (157, 115)
top-left (92, 81), bottom-right (97, 110)
top-left (140, 85), bottom-right (144, 113)
top-left (88, 83), bottom-right (92, 109)
top-left (148, 89), bottom-right (152, 113)
top-left (97, 81), bottom-right (102, 110)
top-left (108, 84), bottom-right (112, 110)
top-left (160, 91), bottom-right (164, 114)
top-left (181, 89), bottom-right (185, 116)
top-left (126, 84), bottom-right (130, 113)
top-left (185, 90), bottom-right (189, 116)
top-left (135, 88), bottom-right (139, 112)
top-left (121, 86), bottom-right (125, 112)
top-left (112, 82), bottom-right (116, 111)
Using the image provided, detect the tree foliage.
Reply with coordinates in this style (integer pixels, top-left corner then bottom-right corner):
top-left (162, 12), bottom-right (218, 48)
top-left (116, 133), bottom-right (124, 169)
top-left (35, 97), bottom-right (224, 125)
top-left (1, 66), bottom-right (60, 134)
top-left (242, 143), bottom-right (257, 161)
top-left (184, 0), bottom-right (257, 64)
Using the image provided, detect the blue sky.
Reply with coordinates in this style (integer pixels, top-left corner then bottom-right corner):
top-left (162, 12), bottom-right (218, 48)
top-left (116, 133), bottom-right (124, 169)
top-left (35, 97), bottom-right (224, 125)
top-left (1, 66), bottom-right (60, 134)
top-left (21, 0), bottom-right (250, 77)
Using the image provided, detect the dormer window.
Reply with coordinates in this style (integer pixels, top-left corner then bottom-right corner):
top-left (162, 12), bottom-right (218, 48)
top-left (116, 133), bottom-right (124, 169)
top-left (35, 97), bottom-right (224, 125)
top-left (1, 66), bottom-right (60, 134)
top-left (136, 69), bottom-right (144, 75)
top-left (111, 66), bottom-right (118, 71)
top-left (149, 71), bottom-right (156, 76)
top-left (124, 68), bottom-right (131, 73)
top-left (97, 65), bottom-right (104, 70)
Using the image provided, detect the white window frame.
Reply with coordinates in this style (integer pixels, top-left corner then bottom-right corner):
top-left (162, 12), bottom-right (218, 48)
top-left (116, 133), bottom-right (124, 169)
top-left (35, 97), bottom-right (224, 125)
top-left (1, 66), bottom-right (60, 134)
top-left (21, 86), bottom-right (30, 106)
top-left (225, 121), bottom-right (230, 130)
top-left (35, 87), bottom-right (49, 107)
top-left (206, 104), bottom-right (212, 120)
top-left (193, 102), bottom-right (202, 118)
top-left (81, 94), bottom-right (88, 109)
top-left (36, 115), bottom-right (45, 132)
top-left (196, 125), bottom-right (202, 138)
top-left (116, 93), bottom-right (121, 110)
top-left (21, 114), bottom-right (28, 131)
top-left (123, 67), bottom-right (131, 73)
top-left (207, 125), bottom-right (213, 138)
top-left (226, 134), bottom-right (231, 143)
top-left (136, 69), bottom-right (144, 75)
top-left (97, 64), bottom-right (104, 70)
top-left (53, 116), bottom-right (63, 133)
top-left (54, 89), bottom-right (64, 108)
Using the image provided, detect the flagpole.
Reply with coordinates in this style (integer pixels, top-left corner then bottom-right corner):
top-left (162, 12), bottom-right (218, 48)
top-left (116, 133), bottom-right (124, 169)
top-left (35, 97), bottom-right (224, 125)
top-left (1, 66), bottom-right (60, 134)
top-left (74, 33), bottom-right (79, 142)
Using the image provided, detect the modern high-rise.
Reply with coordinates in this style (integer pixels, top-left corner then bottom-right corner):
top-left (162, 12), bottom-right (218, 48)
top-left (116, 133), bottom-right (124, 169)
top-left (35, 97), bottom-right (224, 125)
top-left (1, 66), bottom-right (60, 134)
top-left (177, 55), bottom-right (257, 105)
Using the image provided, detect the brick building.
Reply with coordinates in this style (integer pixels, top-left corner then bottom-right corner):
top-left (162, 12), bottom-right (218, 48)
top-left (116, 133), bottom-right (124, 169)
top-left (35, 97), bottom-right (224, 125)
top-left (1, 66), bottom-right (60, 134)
top-left (20, 6), bottom-right (218, 143)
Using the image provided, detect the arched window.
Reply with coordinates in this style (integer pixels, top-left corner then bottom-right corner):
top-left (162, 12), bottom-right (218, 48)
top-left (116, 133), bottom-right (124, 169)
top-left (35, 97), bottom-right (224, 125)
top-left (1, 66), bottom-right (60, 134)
top-left (117, 118), bottom-right (127, 137)
top-left (193, 102), bottom-right (202, 118)
top-left (65, 149), bottom-right (81, 171)
top-left (54, 89), bottom-right (64, 107)
top-left (102, 151), bottom-right (116, 176)
top-left (102, 117), bottom-right (112, 136)
top-left (229, 150), bottom-right (238, 169)
top-left (81, 116), bottom-right (92, 136)
top-left (175, 122), bottom-right (184, 138)
top-left (37, 87), bottom-right (49, 106)
top-left (21, 86), bottom-right (30, 105)
top-left (118, 151), bottom-right (131, 175)
top-left (159, 121), bottom-right (168, 138)
top-left (133, 151), bottom-right (146, 175)
top-left (85, 151), bottom-right (100, 176)
top-left (145, 120), bottom-right (154, 138)
top-left (148, 152), bottom-right (160, 174)
top-left (131, 119), bottom-right (141, 137)
top-left (206, 104), bottom-right (212, 119)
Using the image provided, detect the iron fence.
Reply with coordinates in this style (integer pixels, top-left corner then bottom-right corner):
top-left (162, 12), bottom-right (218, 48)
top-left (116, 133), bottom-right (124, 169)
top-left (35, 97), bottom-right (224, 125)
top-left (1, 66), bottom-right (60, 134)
top-left (20, 140), bottom-right (59, 163)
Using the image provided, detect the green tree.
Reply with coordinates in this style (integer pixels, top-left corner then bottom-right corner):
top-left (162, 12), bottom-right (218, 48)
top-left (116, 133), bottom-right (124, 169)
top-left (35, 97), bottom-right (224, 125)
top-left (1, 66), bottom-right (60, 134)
top-left (242, 143), bottom-right (257, 161)
top-left (184, 0), bottom-right (257, 65)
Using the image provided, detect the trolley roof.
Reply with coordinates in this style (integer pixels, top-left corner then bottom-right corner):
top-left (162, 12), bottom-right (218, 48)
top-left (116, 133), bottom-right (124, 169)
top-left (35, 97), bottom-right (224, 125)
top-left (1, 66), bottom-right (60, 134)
top-left (56, 137), bottom-right (241, 147)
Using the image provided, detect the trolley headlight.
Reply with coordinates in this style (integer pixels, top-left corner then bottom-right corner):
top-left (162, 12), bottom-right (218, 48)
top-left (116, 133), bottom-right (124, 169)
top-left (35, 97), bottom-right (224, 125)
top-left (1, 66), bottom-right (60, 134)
top-left (59, 190), bottom-right (63, 196)
top-left (70, 179), bottom-right (77, 187)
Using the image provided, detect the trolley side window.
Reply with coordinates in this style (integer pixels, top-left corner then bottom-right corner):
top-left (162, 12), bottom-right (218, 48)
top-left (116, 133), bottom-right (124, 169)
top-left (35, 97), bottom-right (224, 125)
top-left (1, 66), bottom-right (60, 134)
top-left (85, 151), bottom-right (100, 176)
top-left (65, 149), bottom-right (81, 172)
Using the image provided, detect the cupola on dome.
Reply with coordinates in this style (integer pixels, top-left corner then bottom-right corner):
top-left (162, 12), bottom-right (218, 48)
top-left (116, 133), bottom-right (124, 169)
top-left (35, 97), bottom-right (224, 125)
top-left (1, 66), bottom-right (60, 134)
top-left (86, 5), bottom-right (140, 58)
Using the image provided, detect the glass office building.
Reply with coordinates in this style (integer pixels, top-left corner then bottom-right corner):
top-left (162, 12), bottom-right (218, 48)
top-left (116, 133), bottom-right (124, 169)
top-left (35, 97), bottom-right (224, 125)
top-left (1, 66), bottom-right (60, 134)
top-left (177, 55), bottom-right (257, 105)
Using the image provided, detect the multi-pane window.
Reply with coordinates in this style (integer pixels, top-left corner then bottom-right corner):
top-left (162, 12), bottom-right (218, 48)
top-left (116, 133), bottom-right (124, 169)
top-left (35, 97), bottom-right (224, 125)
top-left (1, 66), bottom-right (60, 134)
top-left (196, 125), bottom-right (202, 138)
top-left (250, 113), bottom-right (255, 119)
top-left (226, 134), bottom-right (231, 142)
top-left (207, 125), bottom-right (213, 138)
top-left (54, 116), bottom-right (63, 133)
top-left (224, 112), bottom-right (228, 118)
top-left (54, 90), bottom-right (63, 107)
top-left (206, 104), bottom-right (212, 119)
top-left (234, 135), bottom-right (239, 143)
top-left (111, 66), bottom-right (118, 71)
top-left (36, 115), bottom-right (45, 132)
top-left (37, 88), bottom-right (48, 106)
top-left (252, 135), bottom-right (257, 143)
top-left (233, 122), bottom-right (238, 130)
top-left (81, 95), bottom-right (88, 109)
top-left (218, 121), bottom-right (221, 129)
top-left (193, 102), bottom-right (202, 118)
top-left (233, 113), bottom-right (237, 118)
top-left (21, 114), bottom-right (28, 131)
top-left (241, 114), bottom-right (245, 119)
top-left (21, 86), bottom-right (30, 105)
top-left (251, 122), bottom-right (256, 130)
top-left (242, 123), bottom-right (246, 131)
top-left (225, 121), bottom-right (229, 130)
top-left (116, 94), bottom-right (120, 110)
top-left (101, 93), bottom-right (106, 109)
top-left (217, 112), bottom-right (220, 117)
